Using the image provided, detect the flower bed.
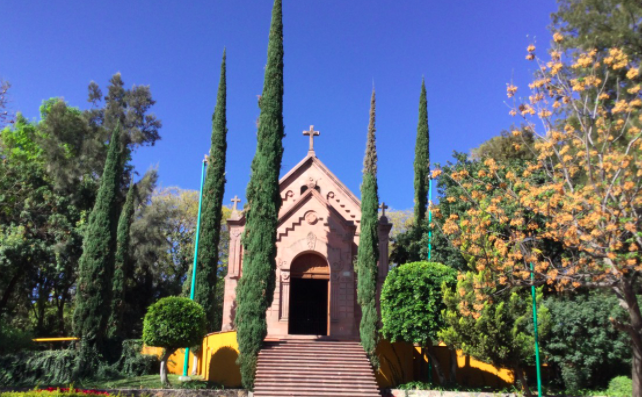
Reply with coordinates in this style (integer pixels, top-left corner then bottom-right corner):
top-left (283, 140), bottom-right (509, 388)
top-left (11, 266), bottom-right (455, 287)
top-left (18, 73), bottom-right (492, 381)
top-left (1, 388), bottom-right (112, 397)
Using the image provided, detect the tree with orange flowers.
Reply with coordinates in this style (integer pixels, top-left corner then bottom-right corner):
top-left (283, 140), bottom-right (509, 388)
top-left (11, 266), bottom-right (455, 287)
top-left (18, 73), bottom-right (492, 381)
top-left (440, 34), bottom-right (642, 395)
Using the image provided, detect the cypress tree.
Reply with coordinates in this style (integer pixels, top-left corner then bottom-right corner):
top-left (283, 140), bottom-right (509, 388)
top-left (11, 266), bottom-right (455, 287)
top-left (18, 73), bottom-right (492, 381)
top-left (73, 123), bottom-right (124, 370)
top-left (236, 0), bottom-right (284, 389)
top-left (357, 90), bottom-right (380, 368)
top-left (107, 180), bottom-right (137, 340)
top-left (193, 49), bottom-right (228, 331)
top-left (413, 79), bottom-right (429, 227)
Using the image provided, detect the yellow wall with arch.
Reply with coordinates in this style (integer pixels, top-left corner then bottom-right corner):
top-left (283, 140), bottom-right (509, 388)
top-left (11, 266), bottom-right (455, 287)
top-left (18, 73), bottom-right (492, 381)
top-left (144, 333), bottom-right (517, 389)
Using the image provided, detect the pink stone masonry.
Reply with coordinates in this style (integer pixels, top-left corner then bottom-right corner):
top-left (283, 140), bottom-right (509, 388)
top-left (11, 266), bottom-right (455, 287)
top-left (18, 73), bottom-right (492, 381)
top-left (220, 152), bottom-right (392, 340)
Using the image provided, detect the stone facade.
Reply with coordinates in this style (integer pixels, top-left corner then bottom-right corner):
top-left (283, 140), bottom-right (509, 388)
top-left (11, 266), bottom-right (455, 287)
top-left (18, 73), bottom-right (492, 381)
top-left (221, 151), bottom-right (391, 340)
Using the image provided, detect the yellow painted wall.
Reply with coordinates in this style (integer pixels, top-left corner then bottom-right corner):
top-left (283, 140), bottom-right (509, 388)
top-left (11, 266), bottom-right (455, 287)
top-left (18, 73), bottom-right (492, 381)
top-left (375, 340), bottom-right (514, 389)
top-left (141, 346), bottom-right (199, 376)
top-left (143, 331), bottom-right (241, 387)
top-left (201, 331), bottom-right (242, 387)
top-left (144, 334), bottom-right (515, 389)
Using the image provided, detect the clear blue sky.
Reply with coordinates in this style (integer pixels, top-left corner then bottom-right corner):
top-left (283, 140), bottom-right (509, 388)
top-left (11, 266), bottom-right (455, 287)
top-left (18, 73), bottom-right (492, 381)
top-left (2, 0), bottom-right (556, 211)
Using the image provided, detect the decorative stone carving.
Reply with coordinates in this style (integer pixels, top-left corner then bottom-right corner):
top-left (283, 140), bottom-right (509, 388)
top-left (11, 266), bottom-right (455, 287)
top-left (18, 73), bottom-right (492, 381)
top-left (281, 271), bottom-right (291, 282)
top-left (327, 191), bottom-right (335, 200)
top-left (304, 210), bottom-right (318, 225)
top-left (306, 177), bottom-right (317, 189)
top-left (306, 232), bottom-right (317, 250)
top-left (284, 190), bottom-right (294, 201)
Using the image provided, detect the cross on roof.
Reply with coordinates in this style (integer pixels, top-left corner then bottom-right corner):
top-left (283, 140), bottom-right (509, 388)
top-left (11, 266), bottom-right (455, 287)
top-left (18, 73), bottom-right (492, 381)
top-left (379, 202), bottom-right (389, 217)
top-left (231, 196), bottom-right (241, 212)
top-left (303, 125), bottom-right (320, 152)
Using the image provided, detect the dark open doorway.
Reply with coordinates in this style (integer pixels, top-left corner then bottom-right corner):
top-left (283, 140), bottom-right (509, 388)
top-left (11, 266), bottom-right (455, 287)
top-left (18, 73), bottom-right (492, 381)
top-left (289, 278), bottom-right (328, 335)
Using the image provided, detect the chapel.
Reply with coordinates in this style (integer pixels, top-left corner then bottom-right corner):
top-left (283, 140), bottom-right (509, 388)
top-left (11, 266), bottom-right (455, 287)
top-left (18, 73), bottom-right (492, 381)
top-left (220, 126), bottom-right (392, 340)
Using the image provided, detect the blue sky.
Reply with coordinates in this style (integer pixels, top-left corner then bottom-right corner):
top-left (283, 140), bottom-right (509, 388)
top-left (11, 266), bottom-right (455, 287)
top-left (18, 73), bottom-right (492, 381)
top-left (2, 0), bottom-right (556, 211)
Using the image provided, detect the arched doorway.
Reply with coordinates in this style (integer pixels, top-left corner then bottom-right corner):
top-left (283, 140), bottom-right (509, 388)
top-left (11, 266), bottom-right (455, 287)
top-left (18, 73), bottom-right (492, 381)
top-left (288, 253), bottom-right (329, 335)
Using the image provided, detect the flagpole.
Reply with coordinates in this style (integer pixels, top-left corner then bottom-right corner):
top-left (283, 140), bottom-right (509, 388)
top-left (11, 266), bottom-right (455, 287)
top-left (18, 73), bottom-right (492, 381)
top-left (530, 261), bottom-right (543, 396)
top-left (182, 156), bottom-right (208, 379)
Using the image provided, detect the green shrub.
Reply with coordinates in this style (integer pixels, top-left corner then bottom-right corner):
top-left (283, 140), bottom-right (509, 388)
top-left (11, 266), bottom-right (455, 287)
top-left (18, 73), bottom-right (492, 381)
top-left (607, 376), bottom-right (632, 397)
top-left (142, 297), bottom-right (207, 384)
top-left (542, 292), bottom-right (630, 391)
top-left (116, 339), bottom-right (159, 377)
top-left (0, 349), bottom-right (77, 387)
top-left (0, 339), bottom-right (158, 387)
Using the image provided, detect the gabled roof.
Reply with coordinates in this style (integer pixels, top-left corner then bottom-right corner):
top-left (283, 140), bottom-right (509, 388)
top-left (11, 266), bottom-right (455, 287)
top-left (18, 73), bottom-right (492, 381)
top-left (279, 153), bottom-right (360, 208)
top-left (276, 187), bottom-right (357, 242)
top-left (232, 152), bottom-right (361, 223)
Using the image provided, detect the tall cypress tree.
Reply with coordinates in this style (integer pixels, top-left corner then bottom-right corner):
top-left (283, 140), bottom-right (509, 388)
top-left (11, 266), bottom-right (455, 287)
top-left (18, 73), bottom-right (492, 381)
top-left (357, 90), bottom-right (380, 368)
top-left (413, 79), bottom-right (429, 226)
top-left (236, 0), bottom-right (284, 389)
top-left (108, 180), bottom-right (137, 340)
top-left (73, 123), bottom-right (124, 370)
top-left (193, 49), bottom-right (228, 331)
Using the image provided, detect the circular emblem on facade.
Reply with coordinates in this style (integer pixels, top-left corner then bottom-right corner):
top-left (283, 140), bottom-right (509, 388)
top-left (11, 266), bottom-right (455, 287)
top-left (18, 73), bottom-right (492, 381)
top-left (304, 210), bottom-right (318, 225)
top-left (307, 177), bottom-right (317, 189)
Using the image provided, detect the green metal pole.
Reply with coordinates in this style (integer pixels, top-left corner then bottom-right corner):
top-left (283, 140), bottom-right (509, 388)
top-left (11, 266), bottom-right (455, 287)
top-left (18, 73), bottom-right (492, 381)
top-left (182, 157), bottom-right (207, 378)
top-left (428, 177), bottom-right (432, 261)
top-left (530, 262), bottom-right (543, 396)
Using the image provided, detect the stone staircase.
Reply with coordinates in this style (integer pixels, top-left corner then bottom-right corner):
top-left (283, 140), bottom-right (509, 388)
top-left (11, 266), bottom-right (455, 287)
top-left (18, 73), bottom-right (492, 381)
top-left (254, 339), bottom-right (381, 397)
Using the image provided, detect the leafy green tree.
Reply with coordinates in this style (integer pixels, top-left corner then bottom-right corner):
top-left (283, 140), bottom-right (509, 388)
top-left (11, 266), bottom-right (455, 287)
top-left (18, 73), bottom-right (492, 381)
top-left (392, 127), bottom-right (536, 270)
top-left (552, 0), bottom-right (642, 60)
top-left (235, 0), bottom-right (285, 389)
top-left (0, 79), bottom-right (12, 127)
top-left (440, 273), bottom-right (550, 396)
top-left (127, 184), bottom-right (194, 336)
top-left (470, 128), bottom-right (536, 162)
top-left (127, 183), bottom-right (231, 337)
top-left (0, 111), bottom-right (89, 335)
top-left (73, 124), bottom-right (124, 371)
top-left (357, 90), bottom-right (380, 367)
top-left (413, 79), bottom-right (429, 227)
top-left (108, 181), bottom-right (137, 340)
top-left (194, 50), bottom-right (228, 331)
top-left (542, 292), bottom-right (631, 392)
top-left (86, 73), bottom-right (162, 152)
top-left (142, 297), bottom-right (206, 385)
top-left (381, 261), bottom-right (457, 385)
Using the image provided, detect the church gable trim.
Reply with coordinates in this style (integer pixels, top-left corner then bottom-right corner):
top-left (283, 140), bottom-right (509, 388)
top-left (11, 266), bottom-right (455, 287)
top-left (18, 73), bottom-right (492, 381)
top-left (276, 188), bottom-right (356, 242)
top-left (279, 154), bottom-right (361, 209)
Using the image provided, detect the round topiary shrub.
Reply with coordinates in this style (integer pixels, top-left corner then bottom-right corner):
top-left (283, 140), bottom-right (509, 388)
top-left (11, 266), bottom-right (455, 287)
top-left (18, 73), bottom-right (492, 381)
top-left (380, 261), bottom-right (457, 385)
top-left (607, 376), bottom-right (632, 397)
top-left (142, 297), bottom-right (207, 384)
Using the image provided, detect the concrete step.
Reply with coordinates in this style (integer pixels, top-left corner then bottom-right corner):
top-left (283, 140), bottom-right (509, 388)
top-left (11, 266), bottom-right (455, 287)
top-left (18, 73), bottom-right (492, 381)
top-left (258, 357), bottom-right (369, 363)
top-left (254, 388), bottom-right (379, 397)
top-left (254, 340), bottom-right (379, 397)
top-left (256, 368), bottom-right (376, 377)
top-left (256, 379), bottom-right (377, 387)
